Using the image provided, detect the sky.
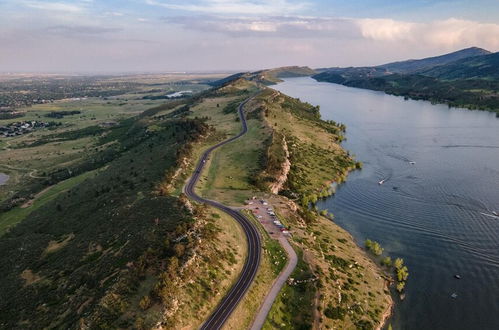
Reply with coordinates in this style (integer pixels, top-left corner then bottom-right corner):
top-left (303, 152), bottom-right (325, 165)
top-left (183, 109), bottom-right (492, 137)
top-left (1, 0), bottom-right (498, 73)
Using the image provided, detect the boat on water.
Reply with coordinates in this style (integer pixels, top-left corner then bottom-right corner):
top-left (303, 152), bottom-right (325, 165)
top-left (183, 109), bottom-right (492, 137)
top-left (378, 180), bottom-right (385, 185)
top-left (454, 274), bottom-right (461, 279)
top-left (409, 161), bottom-right (416, 165)
top-left (451, 293), bottom-right (458, 299)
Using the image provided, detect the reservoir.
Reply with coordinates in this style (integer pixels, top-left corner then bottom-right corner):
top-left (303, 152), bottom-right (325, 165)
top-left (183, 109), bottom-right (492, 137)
top-left (274, 77), bottom-right (499, 330)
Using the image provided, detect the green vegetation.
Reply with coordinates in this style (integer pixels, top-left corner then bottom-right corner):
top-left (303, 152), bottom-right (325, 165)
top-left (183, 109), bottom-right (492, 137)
top-left (365, 239), bottom-right (384, 256)
top-left (0, 72), bottom-right (393, 329)
top-left (253, 89), bottom-right (356, 210)
top-left (263, 249), bottom-right (316, 330)
top-left (364, 239), bottom-right (409, 294)
top-left (268, 194), bottom-right (392, 329)
top-left (0, 73), bottom-right (257, 329)
top-left (0, 169), bottom-right (99, 235)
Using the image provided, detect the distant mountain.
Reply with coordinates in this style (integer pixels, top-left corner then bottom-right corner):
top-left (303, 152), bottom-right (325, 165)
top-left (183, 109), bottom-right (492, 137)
top-left (379, 47), bottom-right (491, 74)
top-left (419, 52), bottom-right (499, 80)
top-left (313, 47), bottom-right (499, 113)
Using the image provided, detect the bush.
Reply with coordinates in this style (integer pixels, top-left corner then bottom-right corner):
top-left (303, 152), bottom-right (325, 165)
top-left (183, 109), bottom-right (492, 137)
top-left (139, 295), bottom-right (151, 310)
top-left (324, 305), bottom-right (346, 320)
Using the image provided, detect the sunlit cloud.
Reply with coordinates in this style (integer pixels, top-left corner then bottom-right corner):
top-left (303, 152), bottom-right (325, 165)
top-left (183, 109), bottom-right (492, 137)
top-left (146, 0), bottom-right (310, 15)
top-left (165, 15), bottom-right (499, 50)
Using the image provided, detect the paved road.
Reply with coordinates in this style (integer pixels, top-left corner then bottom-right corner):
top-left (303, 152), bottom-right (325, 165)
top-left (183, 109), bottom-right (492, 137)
top-left (184, 97), bottom-right (262, 330)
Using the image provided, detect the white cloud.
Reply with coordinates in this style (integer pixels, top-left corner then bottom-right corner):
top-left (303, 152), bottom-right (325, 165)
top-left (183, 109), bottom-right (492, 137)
top-left (106, 12), bottom-right (124, 17)
top-left (356, 19), bottom-right (415, 42)
top-left (356, 17), bottom-right (499, 49)
top-left (165, 15), bottom-right (499, 51)
top-left (23, 1), bottom-right (84, 13)
top-left (164, 16), bottom-right (359, 38)
top-left (146, 0), bottom-right (310, 15)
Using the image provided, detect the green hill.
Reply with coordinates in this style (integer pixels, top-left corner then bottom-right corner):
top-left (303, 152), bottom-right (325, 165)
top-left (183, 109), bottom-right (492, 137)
top-left (419, 52), bottom-right (499, 80)
top-left (379, 47), bottom-right (491, 74)
top-left (211, 66), bottom-right (316, 87)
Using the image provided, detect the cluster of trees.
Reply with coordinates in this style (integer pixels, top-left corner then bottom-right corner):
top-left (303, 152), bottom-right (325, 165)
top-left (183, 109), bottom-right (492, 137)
top-left (45, 110), bottom-right (81, 118)
top-left (365, 239), bottom-right (409, 293)
top-left (365, 239), bottom-right (384, 256)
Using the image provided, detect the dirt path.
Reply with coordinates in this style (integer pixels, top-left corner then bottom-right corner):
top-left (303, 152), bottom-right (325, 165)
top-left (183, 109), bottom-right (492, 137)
top-left (0, 163), bottom-right (47, 179)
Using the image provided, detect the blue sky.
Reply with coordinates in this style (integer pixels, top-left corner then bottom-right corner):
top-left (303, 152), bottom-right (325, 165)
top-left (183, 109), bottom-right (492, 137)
top-left (0, 0), bottom-right (498, 72)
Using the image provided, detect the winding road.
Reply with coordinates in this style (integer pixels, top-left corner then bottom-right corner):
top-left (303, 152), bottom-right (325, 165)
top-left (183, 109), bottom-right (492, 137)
top-left (184, 97), bottom-right (262, 330)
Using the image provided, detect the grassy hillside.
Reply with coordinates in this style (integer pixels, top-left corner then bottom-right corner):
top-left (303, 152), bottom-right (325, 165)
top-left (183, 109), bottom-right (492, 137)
top-left (0, 79), bottom-right (255, 329)
top-left (210, 66), bottom-right (316, 88)
top-left (419, 52), bottom-right (499, 80)
top-left (379, 47), bottom-right (490, 74)
top-left (0, 116), bottom-right (211, 328)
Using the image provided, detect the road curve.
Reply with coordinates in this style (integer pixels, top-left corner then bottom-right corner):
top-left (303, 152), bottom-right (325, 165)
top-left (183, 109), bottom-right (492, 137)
top-left (184, 97), bottom-right (262, 330)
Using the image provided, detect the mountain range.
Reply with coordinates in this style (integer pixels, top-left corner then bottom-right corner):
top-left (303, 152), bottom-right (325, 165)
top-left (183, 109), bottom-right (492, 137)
top-left (313, 47), bottom-right (499, 112)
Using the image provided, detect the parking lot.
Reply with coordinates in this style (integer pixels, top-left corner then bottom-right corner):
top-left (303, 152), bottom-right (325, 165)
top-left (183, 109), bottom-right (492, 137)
top-left (244, 197), bottom-right (290, 239)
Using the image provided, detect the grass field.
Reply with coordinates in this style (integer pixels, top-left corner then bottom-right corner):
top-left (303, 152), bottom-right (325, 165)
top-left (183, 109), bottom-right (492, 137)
top-left (198, 117), bottom-right (268, 205)
top-left (263, 247), bottom-right (315, 329)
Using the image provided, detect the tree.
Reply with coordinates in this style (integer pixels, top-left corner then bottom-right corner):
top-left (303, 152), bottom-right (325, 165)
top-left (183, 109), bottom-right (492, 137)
top-left (365, 239), bottom-right (383, 255)
top-left (365, 239), bottom-right (373, 249)
top-left (396, 281), bottom-right (405, 292)
top-left (371, 241), bottom-right (383, 256)
top-left (381, 256), bottom-right (392, 267)
top-left (394, 257), bottom-right (404, 270)
top-left (397, 266), bottom-right (409, 282)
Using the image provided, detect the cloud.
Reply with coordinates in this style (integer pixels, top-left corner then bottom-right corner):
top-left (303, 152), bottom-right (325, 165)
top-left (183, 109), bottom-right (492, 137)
top-left (46, 25), bottom-right (123, 36)
top-left (356, 19), bottom-right (416, 42)
top-left (164, 15), bottom-right (499, 50)
top-left (22, 1), bottom-right (84, 13)
top-left (163, 16), bottom-right (360, 38)
top-left (356, 17), bottom-right (499, 49)
top-left (146, 0), bottom-right (310, 15)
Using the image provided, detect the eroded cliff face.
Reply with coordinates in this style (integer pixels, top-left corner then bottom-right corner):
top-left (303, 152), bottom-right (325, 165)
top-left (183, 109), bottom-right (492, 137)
top-left (269, 135), bottom-right (290, 194)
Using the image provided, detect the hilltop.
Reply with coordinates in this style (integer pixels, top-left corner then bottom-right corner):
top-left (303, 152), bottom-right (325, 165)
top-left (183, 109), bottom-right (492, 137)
top-left (210, 66), bottom-right (316, 87)
top-left (379, 47), bottom-right (491, 74)
top-left (418, 51), bottom-right (499, 80)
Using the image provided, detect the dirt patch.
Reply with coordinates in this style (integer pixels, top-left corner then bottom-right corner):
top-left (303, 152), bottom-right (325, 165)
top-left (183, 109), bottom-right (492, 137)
top-left (20, 269), bottom-right (42, 286)
top-left (43, 233), bottom-right (75, 255)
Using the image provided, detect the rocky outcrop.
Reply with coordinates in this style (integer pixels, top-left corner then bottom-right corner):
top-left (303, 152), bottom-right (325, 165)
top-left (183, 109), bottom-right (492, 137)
top-left (269, 135), bottom-right (290, 194)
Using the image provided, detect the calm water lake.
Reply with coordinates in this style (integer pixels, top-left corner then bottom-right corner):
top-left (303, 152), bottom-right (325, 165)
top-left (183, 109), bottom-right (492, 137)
top-left (274, 77), bottom-right (499, 330)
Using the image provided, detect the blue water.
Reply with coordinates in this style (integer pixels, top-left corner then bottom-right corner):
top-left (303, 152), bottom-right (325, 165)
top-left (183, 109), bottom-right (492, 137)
top-left (274, 77), bottom-right (499, 330)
